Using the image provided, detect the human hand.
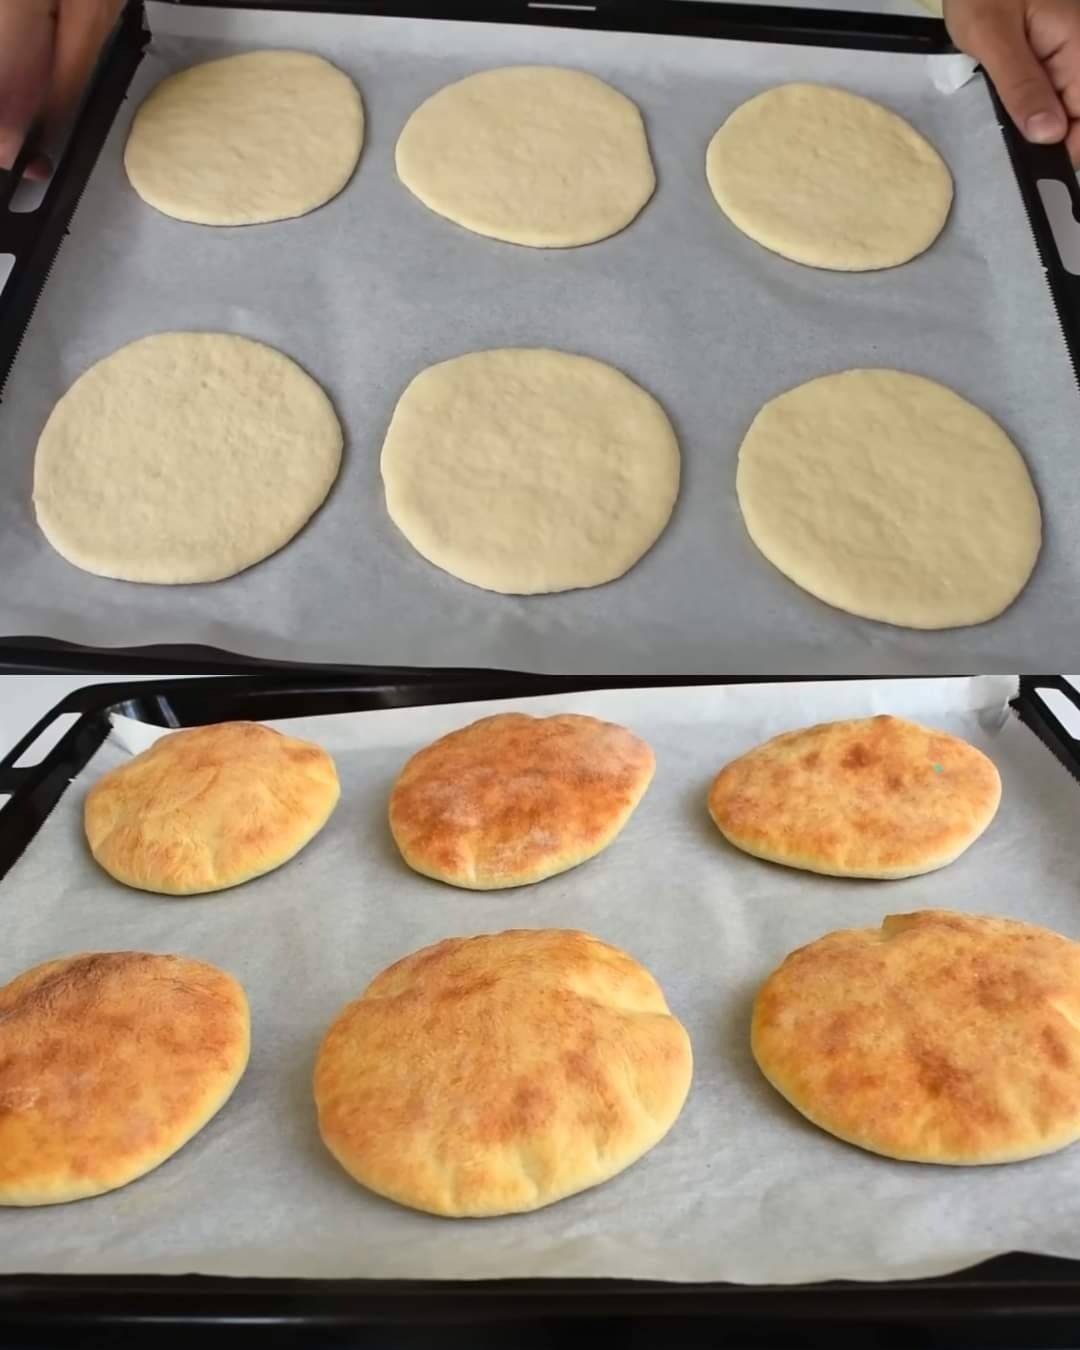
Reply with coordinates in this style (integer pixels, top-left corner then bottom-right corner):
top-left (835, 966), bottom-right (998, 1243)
top-left (0, 0), bottom-right (123, 180)
top-left (945, 0), bottom-right (1080, 166)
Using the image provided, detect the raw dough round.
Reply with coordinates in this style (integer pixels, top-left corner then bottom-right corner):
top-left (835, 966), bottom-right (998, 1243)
top-left (124, 50), bottom-right (364, 226)
top-left (380, 348), bottom-right (680, 595)
top-left (395, 65), bottom-right (655, 247)
top-left (706, 83), bottom-right (953, 271)
top-left (34, 332), bottom-right (343, 584)
top-left (736, 369), bottom-right (1042, 630)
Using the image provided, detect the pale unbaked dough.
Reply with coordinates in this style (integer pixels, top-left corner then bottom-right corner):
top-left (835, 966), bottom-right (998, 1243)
top-left (395, 66), bottom-right (655, 247)
top-left (706, 83), bottom-right (953, 271)
top-left (124, 51), bottom-right (364, 226)
top-left (736, 369), bottom-right (1042, 629)
top-left (381, 348), bottom-right (680, 594)
top-left (34, 332), bottom-right (343, 584)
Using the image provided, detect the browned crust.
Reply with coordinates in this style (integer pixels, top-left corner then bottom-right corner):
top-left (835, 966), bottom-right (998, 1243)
top-left (752, 910), bottom-right (1080, 1164)
top-left (0, 952), bottom-right (250, 1205)
top-left (388, 713), bottom-right (655, 890)
top-left (84, 721), bottom-right (340, 895)
top-left (314, 929), bottom-right (692, 1215)
top-left (708, 715), bottom-right (1001, 878)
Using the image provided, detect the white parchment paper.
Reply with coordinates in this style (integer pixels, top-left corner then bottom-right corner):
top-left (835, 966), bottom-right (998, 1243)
top-left (7, 675), bottom-right (1080, 1284)
top-left (0, 7), bottom-right (1077, 674)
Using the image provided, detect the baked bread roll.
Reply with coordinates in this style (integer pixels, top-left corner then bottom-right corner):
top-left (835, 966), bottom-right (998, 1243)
top-left (389, 713), bottom-right (654, 889)
top-left (85, 721), bottom-right (340, 895)
top-left (709, 714), bottom-right (1000, 879)
top-left (0, 951), bottom-right (250, 1205)
top-left (314, 929), bottom-right (692, 1215)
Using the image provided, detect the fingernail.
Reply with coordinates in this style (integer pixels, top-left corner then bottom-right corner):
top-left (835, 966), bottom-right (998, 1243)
top-left (1026, 111), bottom-right (1064, 143)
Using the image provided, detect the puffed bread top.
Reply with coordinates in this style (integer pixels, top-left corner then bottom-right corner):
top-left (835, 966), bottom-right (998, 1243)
top-left (389, 713), bottom-right (655, 890)
top-left (752, 911), bottom-right (1080, 1165)
top-left (314, 929), bottom-right (692, 1216)
top-left (708, 715), bottom-right (1000, 879)
top-left (0, 952), bottom-right (250, 1205)
top-left (85, 721), bottom-right (340, 895)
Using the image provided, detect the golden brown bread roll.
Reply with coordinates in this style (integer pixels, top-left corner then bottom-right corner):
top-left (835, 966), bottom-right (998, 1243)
top-left (85, 720), bottom-right (340, 895)
top-left (314, 929), bottom-right (692, 1215)
top-left (389, 712), bottom-right (655, 890)
top-left (0, 951), bottom-right (250, 1205)
top-left (753, 910), bottom-right (1080, 1164)
top-left (708, 714), bottom-right (1000, 879)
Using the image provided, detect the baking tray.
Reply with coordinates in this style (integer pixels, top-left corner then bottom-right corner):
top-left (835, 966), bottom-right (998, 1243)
top-left (3, 672), bottom-right (1080, 1346)
top-left (0, 0), bottom-right (971, 406)
top-left (1, 0), bottom-right (1079, 678)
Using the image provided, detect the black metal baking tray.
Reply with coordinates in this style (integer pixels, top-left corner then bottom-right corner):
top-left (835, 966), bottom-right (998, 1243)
top-left (1, 0), bottom-right (1078, 675)
top-left (3, 671), bottom-right (1080, 1347)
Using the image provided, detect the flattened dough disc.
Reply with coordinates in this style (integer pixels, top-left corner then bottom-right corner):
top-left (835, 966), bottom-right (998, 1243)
top-left (34, 332), bottom-right (343, 584)
top-left (380, 348), bottom-right (680, 595)
top-left (706, 83), bottom-right (953, 271)
top-left (396, 66), bottom-right (655, 247)
top-left (124, 51), bottom-right (364, 226)
top-left (736, 369), bottom-right (1041, 629)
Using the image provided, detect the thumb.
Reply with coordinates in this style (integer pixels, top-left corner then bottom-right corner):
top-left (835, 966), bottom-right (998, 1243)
top-left (947, 0), bottom-right (1067, 144)
top-left (0, 0), bottom-right (54, 174)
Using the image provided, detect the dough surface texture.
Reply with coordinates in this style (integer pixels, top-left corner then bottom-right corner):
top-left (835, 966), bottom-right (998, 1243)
top-left (124, 50), bottom-right (363, 225)
top-left (706, 83), bottom-right (953, 270)
top-left (0, 952), bottom-right (249, 1205)
top-left (314, 929), bottom-right (693, 1216)
top-left (389, 712), bottom-right (655, 889)
top-left (708, 714), bottom-right (1001, 879)
top-left (396, 65), bottom-right (655, 247)
top-left (85, 721), bottom-right (340, 895)
top-left (34, 332), bottom-right (343, 584)
top-left (381, 347), bottom-right (680, 594)
top-left (735, 369), bottom-right (1042, 629)
top-left (753, 911), bottom-right (1080, 1165)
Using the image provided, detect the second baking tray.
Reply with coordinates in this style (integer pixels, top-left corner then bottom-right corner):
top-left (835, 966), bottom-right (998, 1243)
top-left (1, 0), bottom-right (1079, 677)
top-left (5, 673), bottom-right (1080, 1346)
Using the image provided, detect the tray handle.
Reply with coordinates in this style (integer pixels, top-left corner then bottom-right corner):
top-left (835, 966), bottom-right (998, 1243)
top-left (987, 81), bottom-right (1080, 385)
top-left (0, 694), bottom-right (109, 796)
top-left (0, 688), bottom-right (117, 877)
top-left (0, 123), bottom-right (43, 215)
top-left (1013, 676), bottom-right (1080, 786)
top-left (0, 0), bottom-right (148, 400)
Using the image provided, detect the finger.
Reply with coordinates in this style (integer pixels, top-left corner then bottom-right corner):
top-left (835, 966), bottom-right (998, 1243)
top-left (0, 0), bottom-right (56, 171)
top-left (948, 0), bottom-right (1068, 143)
top-left (43, 0), bottom-right (124, 139)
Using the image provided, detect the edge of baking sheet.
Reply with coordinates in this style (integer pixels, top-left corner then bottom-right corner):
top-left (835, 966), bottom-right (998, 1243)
top-left (4, 673), bottom-right (1080, 1336)
top-left (0, 2), bottom-right (149, 401)
top-left (1011, 674), bottom-right (1080, 790)
top-left (987, 82), bottom-right (1080, 396)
